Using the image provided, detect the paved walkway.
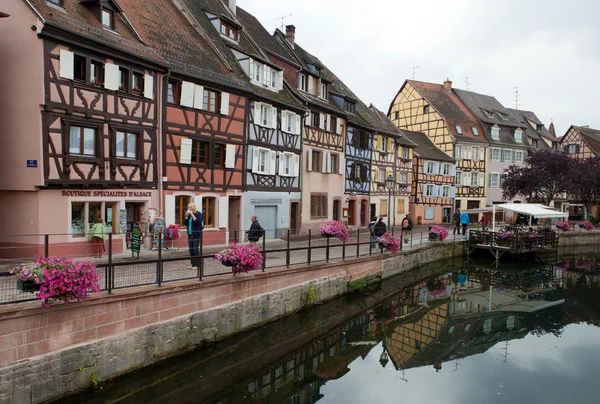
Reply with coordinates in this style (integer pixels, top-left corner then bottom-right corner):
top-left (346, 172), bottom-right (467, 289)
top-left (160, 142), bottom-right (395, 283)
top-left (0, 227), bottom-right (463, 305)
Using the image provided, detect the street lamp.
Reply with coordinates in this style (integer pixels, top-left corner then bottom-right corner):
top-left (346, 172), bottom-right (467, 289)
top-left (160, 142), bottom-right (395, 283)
top-left (379, 335), bottom-right (389, 368)
top-left (385, 175), bottom-right (395, 229)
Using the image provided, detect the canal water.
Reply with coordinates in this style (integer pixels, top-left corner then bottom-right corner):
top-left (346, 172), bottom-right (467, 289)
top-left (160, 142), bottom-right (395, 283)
top-left (58, 255), bottom-right (600, 404)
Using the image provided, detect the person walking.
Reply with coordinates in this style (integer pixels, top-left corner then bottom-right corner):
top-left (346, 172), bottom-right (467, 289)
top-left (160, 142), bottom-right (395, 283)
top-left (183, 203), bottom-right (203, 270)
top-left (460, 211), bottom-right (470, 237)
top-left (247, 216), bottom-right (263, 244)
top-left (89, 217), bottom-right (106, 258)
top-left (369, 216), bottom-right (377, 248)
top-left (479, 214), bottom-right (487, 231)
top-left (452, 209), bottom-right (461, 236)
top-left (401, 213), bottom-right (413, 244)
top-left (373, 217), bottom-right (387, 249)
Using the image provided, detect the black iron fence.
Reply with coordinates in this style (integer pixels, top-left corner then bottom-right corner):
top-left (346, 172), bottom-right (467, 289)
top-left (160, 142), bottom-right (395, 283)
top-left (0, 225), bottom-right (460, 305)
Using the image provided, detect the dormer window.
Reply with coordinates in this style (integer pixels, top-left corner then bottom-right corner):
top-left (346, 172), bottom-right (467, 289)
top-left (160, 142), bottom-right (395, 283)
top-left (514, 129), bottom-right (523, 143)
top-left (455, 125), bottom-right (463, 135)
top-left (48, 0), bottom-right (64, 6)
top-left (101, 8), bottom-right (114, 30)
top-left (220, 20), bottom-right (239, 41)
top-left (319, 83), bottom-right (327, 100)
top-left (482, 109), bottom-right (495, 119)
top-left (236, 55), bottom-right (282, 91)
top-left (344, 100), bottom-right (355, 114)
top-left (497, 111), bottom-right (509, 121)
top-left (491, 125), bottom-right (500, 140)
top-left (298, 74), bottom-right (307, 92)
top-left (472, 127), bottom-right (479, 136)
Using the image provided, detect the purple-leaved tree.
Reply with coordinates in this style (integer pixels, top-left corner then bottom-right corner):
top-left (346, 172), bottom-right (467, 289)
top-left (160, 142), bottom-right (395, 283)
top-left (569, 157), bottom-right (600, 218)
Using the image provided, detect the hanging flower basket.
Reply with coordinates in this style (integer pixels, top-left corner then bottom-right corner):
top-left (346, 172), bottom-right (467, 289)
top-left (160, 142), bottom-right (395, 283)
top-left (17, 279), bottom-right (41, 293)
top-left (376, 232), bottom-right (400, 253)
top-left (579, 221), bottom-right (594, 231)
top-left (429, 226), bottom-right (449, 242)
top-left (556, 221), bottom-right (570, 232)
top-left (319, 221), bottom-right (350, 241)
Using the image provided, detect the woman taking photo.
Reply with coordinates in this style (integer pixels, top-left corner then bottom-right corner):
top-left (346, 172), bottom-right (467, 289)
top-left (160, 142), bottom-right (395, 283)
top-left (183, 203), bottom-right (203, 270)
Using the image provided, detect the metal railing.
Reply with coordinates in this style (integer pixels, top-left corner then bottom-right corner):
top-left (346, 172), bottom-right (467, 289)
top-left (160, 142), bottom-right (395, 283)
top-left (0, 225), bottom-right (459, 305)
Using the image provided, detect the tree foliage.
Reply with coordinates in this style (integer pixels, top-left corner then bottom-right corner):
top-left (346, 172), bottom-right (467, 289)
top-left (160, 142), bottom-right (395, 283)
top-left (501, 150), bottom-right (574, 206)
top-left (568, 157), bottom-right (600, 216)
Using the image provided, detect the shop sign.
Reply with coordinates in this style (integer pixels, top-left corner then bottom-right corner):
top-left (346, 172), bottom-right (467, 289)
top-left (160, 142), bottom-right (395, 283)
top-left (61, 190), bottom-right (153, 197)
top-left (131, 226), bottom-right (142, 255)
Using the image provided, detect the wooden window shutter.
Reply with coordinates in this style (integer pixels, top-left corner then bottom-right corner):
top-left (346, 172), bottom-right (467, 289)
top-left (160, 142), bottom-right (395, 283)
top-left (252, 148), bottom-right (260, 173)
top-left (179, 138), bottom-right (193, 165)
top-left (396, 171), bottom-right (401, 183)
top-left (193, 84), bottom-right (204, 110)
top-left (479, 147), bottom-right (485, 161)
top-left (308, 75), bottom-right (314, 93)
top-left (253, 102), bottom-right (261, 123)
top-left (321, 151), bottom-right (327, 173)
top-left (338, 155), bottom-right (345, 175)
top-left (307, 148), bottom-right (313, 172)
top-left (104, 63), bottom-right (119, 91)
top-left (165, 195), bottom-right (175, 226)
top-left (293, 154), bottom-right (300, 177)
top-left (268, 150), bottom-right (277, 175)
top-left (220, 92), bottom-right (230, 115)
top-left (336, 118), bottom-right (342, 135)
top-left (271, 106), bottom-right (278, 129)
top-left (180, 81), bottom-right (195, 108)
top-left (218, 196), bottom-right (229, 228)
top-left (397, 199), bottom-right (405, 214)
top-left (144, 74), bottom-right (154, 99)
top-left (263, 65), bottom-right (270, 85)
top-left (59, 49), bottom-right (74, 80)
top-left (277, 70), bottom-right (284, 90)
top-left (225, 144), bottom-right (236, 169)
top-left (319, 113), bottom-right (325, 130)
top-left (278, 152), bottom-right (285, 176)
top-left (479, 172), bottom-right (485, 187)
top-left (327, 115), bottom-right (332, 132)
top-left (295, 113), bottom-right (301, 135)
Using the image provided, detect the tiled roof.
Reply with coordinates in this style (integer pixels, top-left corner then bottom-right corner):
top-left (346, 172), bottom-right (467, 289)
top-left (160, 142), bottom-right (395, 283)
top-left (370, 106), bottom-right (417, 147)
top-left (407, 80), bottom-right (487, 143)
top-left (401, 130), bottom-right (455, 162)
top-left (117, 0), bottom-right (243, 88)
top-left (507, 108), bottom-right (559, 145)
top-left (454, 89), bottom-right (522, 128)
top-left (28, 0), bottom-right (165, 64)
top-left (177, 0), bottom-right (304, 110)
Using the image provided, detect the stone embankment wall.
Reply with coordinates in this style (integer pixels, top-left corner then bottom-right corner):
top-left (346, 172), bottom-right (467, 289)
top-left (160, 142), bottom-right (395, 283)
top-left (0, 236), bottom-right (560, 403)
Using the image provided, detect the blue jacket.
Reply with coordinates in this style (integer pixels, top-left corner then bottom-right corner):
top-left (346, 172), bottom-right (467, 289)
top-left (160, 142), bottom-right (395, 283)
top-left (460, 213), bottom-right (470, 224)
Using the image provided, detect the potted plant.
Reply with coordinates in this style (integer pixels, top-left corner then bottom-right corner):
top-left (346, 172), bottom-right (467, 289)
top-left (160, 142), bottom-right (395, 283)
top-left (429, 226), bottom-right (449, 242)
top-left (417, 215), bottom-right (422, 225)
top-left (579, 220), bottom-right (594, 231)
top-left (214, 242), bottom-right (264, 276)
top-left (10, 264), bottom-right (43, 293)
top-left (319, 221), bottom-right (350, 241)
top-left (376, 232), bottom-right (400, 253)
top-left (10, 256), bottom-right (101, 306)
top-left (556, 221), bottom-right (570, 232)
top-left (495, 230), bottom-right (514, 246)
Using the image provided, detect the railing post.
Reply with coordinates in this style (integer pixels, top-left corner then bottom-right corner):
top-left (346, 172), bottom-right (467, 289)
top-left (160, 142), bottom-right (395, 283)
top-left (308, 229), bottom-right (312, 265)
top-left (286, 230), bottom-right (290, 268)
top-left (262, 229), bottom-right (266, 271)
top-left (420, 231), bottom-right (423, 245)
top-left (356, 228), bottom-right (360, 258)
top-left (326, 235), bottom-right (330, 262)
top-left (400, 230), bottom-right (403, 252)
top-left (157, 232), bottom-right (162, 287)
top-left (342, 235), bottom-right (346, 260)
top-left (44, 235), bottom-right (49, 258)
top-left (410, 232), bottom-right (413, 248)
top-left (199, 232), bottom-right (204, 280)
top-left (369, 228), bottom-right (373, 256)
top-left (107, 233), bottom-right (113, 293)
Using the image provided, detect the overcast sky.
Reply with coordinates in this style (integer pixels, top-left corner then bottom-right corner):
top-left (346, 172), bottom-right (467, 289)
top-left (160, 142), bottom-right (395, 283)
top-left (241, 0), bottom-right (600, 137)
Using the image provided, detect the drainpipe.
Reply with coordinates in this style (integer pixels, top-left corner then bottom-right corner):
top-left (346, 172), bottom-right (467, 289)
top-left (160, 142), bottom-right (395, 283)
top-left (157, 70), bottom-right (170, 220)
top-left (393, 139), bottom-right (398, 227)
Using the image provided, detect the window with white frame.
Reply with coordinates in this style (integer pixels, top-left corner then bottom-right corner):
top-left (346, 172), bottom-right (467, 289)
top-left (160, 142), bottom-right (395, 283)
top-left (455, 125), bottom-right (463, 135)
top-left (261, 104), bottom-right (270, 127)
top-left (258, 149), bottom-right (268, 173)
top-left (319, 83), bottom-right (327, 100)
top-left (490, 148), bottom-right (500, 161)
top-left (455, 171), bottom-right (462, 186)
top-left (472, 127), bottom-right (479, 136)
top-left (380, 137), bottom-right (387, 152)
top-left (441, 163), bottom-right (451, 176)
top-left (471, 147), bottom-right (479, 161)
top-left (424, 184), bottom-right (435, 197)
top-left (471, 171), bottom-right (479, 187)
top-left (115, 131), bottom-right (138, 159)
top-left (253, 63), bottom-right (261, 82)
top-left (69, 126), bottom-right (96, 156)
top-left (442, 186), bottom-right (451, 198)
top-left (455, 145), bottom-right (462, 160)
top-left (280, 153), bottom-right (293, 176)
top-left (502, 149), bottom-right (512, 162)
top-left (567, 144), bottom-right (578, 154)
top-left (378, 168), bottom-right (385, 182)
top-left (424, 162), bottom-right (435, 174)
top-left (401, 147), bottom-right (409, 159)
top-left (514, 129), bottom-right (523, 143)
top-left (489, 172), bottom-right (500, 188)
top-left (298, 74), bottom-right (307, 92)
top-left (514, 150), bottom-right (523, 162)
top-left (491, 126), bottom-right (500, 140)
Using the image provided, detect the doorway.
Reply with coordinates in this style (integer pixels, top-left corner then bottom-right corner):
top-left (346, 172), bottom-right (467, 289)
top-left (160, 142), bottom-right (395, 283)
top-left (255, 206), bottom-right (277, 239)
top-left (360, 200), bottom-right (368, 227)
top-left (370, 203), bottom-right (376, 220)
top-left (348, 200), bottom-right (356, 226)
top-left (333, 199), bottom-right (341, 222)
top-left (442, 207), bottom-right (451, 223)
top-left (228, 196), bottom-right (241, 242)
top-left (467, 200), bottom-right (480, 223)
top-left (290, 202), bottom-right (299, 235)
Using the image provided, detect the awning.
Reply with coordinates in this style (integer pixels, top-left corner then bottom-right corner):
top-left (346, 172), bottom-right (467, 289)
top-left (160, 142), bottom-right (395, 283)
top-left (496, 203), bottom-right (568, 219)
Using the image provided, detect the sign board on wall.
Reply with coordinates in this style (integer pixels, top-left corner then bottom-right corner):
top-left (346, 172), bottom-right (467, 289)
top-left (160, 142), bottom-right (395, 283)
top-left (119, 209), bottom-right (127, 234)
top-left (131, 226), bottom-right (141, 255)
top-left (26, 160), bottom-right (37, 168)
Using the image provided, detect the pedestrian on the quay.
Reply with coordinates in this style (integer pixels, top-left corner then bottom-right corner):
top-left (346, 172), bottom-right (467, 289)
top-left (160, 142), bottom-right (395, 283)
top-left (183, 203), bottom-right (203, 270)
top-left (373, 217), bottom-right (387, 248)
top-left (401, 213), bottom-right (413, 244)
top-left (89, 217), bottom-right (106, 258)
top-left (453, 209), bottom-right (461, 235)
top-left (479, 214), bottom-right (487, 232)
top-left (247, 216), bottom-right (264, 244)
top-left (369, 216), bottom-right (378, 248)
top-left (460, 211), bottom-right (470, 236)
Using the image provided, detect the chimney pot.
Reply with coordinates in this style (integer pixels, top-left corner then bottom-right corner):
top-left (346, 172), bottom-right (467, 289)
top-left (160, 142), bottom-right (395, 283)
top-left (443, 78), bottom-right (453, 92)
top-left (285, 24), bottom-right (296, 49)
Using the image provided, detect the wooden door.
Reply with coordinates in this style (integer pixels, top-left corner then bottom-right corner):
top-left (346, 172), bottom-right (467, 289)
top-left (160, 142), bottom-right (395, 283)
top-left (360, 200), bottom-right (368, 227)
top-left (290, 202), bottom-right (299, 235)
top-left (228, 196), bottom-right (241, 242)
top-left (348, 200), bottom-right (356, 226)
top-left (333, 200), bottom-right (341, 222)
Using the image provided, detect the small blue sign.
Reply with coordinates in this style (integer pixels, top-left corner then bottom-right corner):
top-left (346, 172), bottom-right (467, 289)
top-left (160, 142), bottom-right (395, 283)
top-left (26, 160), bottom-right (37, 168)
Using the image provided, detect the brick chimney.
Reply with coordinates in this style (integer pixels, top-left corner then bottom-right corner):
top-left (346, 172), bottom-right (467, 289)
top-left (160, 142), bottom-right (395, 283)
top-left (228, 0), bottom-right (236, 15)
top-left (443, 78), bottom-right (453, 92)
top-left (285, 25), bottom-right (296, 49)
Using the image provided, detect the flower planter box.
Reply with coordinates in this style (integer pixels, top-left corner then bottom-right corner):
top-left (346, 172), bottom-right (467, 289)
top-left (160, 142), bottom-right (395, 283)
top-left (378, 242), bottom-right (386, 250)
top-left (428, 231), bottom-right (439, 242)
top-left (17, 279), bottom-right (40, 293)
top-left (221, 260), bottom-right (234, 267)
top-left (321, 234), bottom-right (334, 238)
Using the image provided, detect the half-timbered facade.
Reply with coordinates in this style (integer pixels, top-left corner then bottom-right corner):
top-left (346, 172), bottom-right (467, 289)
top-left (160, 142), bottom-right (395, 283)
top-left (560, 125), bottom-right (600, 159)
top-left (119, 0), bottom-right (250, 245)
top-left (176, 1), bottom-right (306, 239)
top-left (454, 89), bottom-right (529, 215)
top-left (369, 106), bottom-right (416, 226)
top-left (389, 80), bottom-right (488, 219)
top-left (0, 0), bottom-right (166, 254)
top-left (402, 131), bottom-right (456, 224)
